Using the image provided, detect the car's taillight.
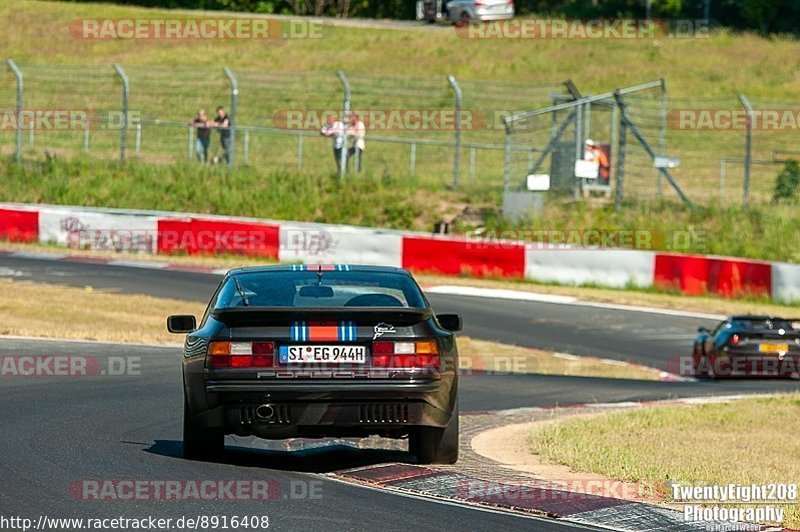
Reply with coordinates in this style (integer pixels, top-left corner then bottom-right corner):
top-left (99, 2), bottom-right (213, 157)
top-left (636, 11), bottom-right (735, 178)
top-left (207, 341), bottom-right (274, 368)
top-left (371, 340), bottom-right (440, 369)
top-left (730, 334), bottom-right (740, 345)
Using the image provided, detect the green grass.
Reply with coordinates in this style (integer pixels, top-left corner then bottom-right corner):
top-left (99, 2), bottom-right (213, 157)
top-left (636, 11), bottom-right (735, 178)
top-left (529, 394), bottom-right (800, 528)
top-left (0, 156), bottom-right (483, 229)
top-left (3, 156), bottom-right (800, 264)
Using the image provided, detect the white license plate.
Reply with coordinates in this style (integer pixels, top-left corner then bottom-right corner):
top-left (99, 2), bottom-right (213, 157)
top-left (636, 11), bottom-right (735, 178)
top-left (279, 345), bottom-right (366, 364)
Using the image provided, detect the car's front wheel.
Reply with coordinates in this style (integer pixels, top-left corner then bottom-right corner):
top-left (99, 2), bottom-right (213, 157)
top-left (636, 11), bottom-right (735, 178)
top-left (182, 398), bottom-right (224, 459)
top-left (411, 402), bottom-right (459, 464)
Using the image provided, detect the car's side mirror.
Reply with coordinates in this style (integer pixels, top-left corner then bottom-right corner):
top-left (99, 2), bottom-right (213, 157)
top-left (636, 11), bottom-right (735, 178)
top-left (697, 326), bottom-right (710, 334)
top-left (437, 313), bottom-right (462, 332)
top-left (167, 315), bottom-right (196, 333)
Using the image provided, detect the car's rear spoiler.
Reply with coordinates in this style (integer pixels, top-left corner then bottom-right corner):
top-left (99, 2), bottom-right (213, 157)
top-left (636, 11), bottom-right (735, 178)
top-left (211, 307), bottom-right (432, 327)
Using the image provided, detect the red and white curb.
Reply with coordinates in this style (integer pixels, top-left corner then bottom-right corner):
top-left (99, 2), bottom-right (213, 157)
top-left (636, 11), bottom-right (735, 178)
top-left (1, 202), bottom-right (798, 303)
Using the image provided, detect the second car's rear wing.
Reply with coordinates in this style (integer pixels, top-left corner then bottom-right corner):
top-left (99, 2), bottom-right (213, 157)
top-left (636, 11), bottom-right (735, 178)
top-left (211, 307), bottom-right (432, 327)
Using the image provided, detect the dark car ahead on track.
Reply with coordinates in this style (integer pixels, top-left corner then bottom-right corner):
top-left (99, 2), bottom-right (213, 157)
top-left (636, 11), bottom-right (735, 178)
top-left (693, 315), bottom-right (800, 378)
top-left (168, 264), bottom-right (462, 464)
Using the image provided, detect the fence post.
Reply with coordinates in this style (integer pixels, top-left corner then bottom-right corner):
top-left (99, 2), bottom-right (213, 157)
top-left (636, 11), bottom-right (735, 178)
top-left (658, 79), bottom-right (668, 196)
top-left (223, 67), bottom-right (238, 169)
top-left (6, 59), bottom-right (23, 163)
top-left (135, 120), bottom-right (142, 154)
top-left (447, 75), bottom-right (462, 188)
top-left (573, 104), bottom-right (583, 199)
top-left (336, 70), bottom-right (350, 180)
top-left (112, 64), bottom-right (129, 164)
top-left (614, 92), bottom-right (627, 210)
top-left (409, 143), bottom-right (416, 177)
top-left (502, 116), bottom-right (512, 191)
top-left (738, 94), bottom-right (753, 209)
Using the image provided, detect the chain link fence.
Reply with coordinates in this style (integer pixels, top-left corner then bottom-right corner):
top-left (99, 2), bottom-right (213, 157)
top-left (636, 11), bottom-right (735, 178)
top-left (0, 61), bottom-right (571, 191)
top-left (2, 60), bottom-right (798, 208)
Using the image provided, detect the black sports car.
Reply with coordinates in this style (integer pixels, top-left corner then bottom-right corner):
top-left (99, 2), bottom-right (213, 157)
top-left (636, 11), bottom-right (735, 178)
top-left (168, 264), bottom-right (462, 464)
top-left (692, 315), bottom-right (800, 378)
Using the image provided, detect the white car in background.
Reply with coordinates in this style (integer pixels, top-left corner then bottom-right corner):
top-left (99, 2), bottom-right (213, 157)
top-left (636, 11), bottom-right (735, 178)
top-left (417, 0), bottom-right (515, 24)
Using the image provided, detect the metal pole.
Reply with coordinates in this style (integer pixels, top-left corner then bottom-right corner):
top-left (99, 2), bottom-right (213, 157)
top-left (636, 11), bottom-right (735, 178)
top-left (409, 143), bottom-right (416, 177)
top-left (502, 117), bottom-right (511, 191)
top-left (657, 79), bottom-right (667, 198)
top-left (615, 95), bottom-right (627, 211)
top-left (574, 104), bottom-right (583, 199)
top-left (243, 130), bottom-right (249, 165)
top-left (719, 158), bottom-right (725, 201)
top-left (223, 67), bottom-right (238, 169)
top-left (336, 70), bottom-right (350, 180)
top-left (6, 59), bottom-right (23, 163)
top-left (135, 120), bottom-right (141, 154)
top-left (610, 103), bottom-right (619, 187)
top-left (112, 63), bottom-right (129, 164)
top-left (738, 94), bottom-right (753, 209)
top-left (584, 102), bottom-right (591, 142)
top-left (28, 122), bottom-right (34, 148)
top-left (447, 75), bottom-right (462, 188)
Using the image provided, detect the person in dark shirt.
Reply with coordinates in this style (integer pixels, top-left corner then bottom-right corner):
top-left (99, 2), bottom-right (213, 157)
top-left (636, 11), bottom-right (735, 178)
top-left (188, 109), bottom-right (211, 163)
top-left (212, 106), bottom-right (231, 164)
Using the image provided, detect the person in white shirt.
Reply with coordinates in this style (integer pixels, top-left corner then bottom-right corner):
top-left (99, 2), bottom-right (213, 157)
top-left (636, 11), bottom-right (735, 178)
top-left (347, 112), bottom-right (366, 172)
top-left (321, 115), bottom-right (345, 171)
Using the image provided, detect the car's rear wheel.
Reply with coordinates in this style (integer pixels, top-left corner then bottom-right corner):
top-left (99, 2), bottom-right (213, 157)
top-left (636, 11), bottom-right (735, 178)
top-left (411, 402), bottom-right (459, 464)
top-left (183, 398), bottom-right (224, 459)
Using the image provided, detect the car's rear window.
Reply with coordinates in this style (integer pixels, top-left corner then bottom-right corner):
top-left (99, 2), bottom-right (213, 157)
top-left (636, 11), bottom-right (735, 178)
top-left (734, 318), bottom-right (795, 331)
top-left (213, 271), bottom-right (426, 309)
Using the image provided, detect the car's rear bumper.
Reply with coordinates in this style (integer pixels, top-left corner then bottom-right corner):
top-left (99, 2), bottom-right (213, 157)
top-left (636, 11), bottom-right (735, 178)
top-left (190, 378), bottom-right (455, 436)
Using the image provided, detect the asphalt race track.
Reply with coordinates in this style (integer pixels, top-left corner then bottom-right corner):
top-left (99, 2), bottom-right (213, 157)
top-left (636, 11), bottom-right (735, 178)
top-left (2, 254), bottom-right (799, 531)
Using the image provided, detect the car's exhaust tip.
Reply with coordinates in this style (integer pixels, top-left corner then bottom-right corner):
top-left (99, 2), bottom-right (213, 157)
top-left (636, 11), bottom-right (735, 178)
top-left (255, 404), bottom-right (275, 421)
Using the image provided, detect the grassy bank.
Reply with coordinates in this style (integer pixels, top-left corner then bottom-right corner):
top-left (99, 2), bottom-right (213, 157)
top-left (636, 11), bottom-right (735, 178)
top-left (3, 157), bottom-right (800, 263)
top-left (529, 395), bottom-right (800, 528)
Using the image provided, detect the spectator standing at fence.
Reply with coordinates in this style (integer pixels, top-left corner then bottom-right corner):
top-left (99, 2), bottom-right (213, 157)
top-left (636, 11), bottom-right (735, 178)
top-left (188, 109), bottom-right (211, 163)
top-left (212, 106), bottom-right (232, 164)
top-left (321, 115), bottom-right (345, 171)
top-left (347, 112), bottom-right (366, 172)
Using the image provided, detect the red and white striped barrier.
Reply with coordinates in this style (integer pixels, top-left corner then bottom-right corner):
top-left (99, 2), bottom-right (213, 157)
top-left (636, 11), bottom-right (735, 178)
top-left (0, 202), bottom-right (796, 304)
